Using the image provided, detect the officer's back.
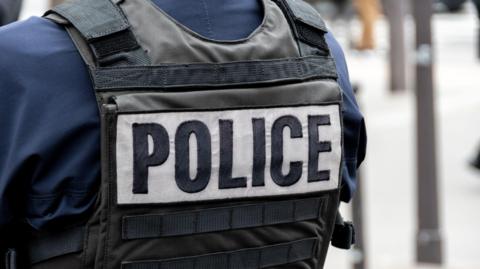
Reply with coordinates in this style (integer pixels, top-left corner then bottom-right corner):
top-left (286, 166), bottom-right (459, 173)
top-left (0, 0), bottom-right (366, 268)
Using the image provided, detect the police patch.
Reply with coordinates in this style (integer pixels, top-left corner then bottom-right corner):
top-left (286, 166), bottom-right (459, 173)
top-left (115, 105), bottom-right (342, 204)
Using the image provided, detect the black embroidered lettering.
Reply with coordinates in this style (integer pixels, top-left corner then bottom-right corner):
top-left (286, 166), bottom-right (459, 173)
top-left (308, 115), bottom-right (332, 182)
top-left (219, 120), bottom-right (247, 189)
top-left (175, 121), bottom-right (212, 193)
top-left (252, 118), bottom-right (266, 187)
top-left (270, 116), bottom-right (303, 186)
top-left (132, 123), bottom-right (170, 194)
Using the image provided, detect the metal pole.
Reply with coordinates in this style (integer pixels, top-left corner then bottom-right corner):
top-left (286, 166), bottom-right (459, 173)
top-left (384, 0), bottom-right (407, 92)
top-left (50, 0), bottom-right (64, 8)
top-left (352, 170), bottom-right (367, 269)
top-left (412, 0), bottom-right (443, 264)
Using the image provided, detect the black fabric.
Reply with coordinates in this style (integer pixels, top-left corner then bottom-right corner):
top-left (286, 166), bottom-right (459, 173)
top-left (90, 30), bottom-right (140, 59)
top-left (252, 118), bottom-right (266, 187)
top-left (273, 0), bottom-right (329, 56)
top-left (308, 115), bottom-right (332, 182)
top-left (120, 238), bottom-right (318, 269)
top-left (45, 0), bottom-right (149, 67)
top-left (219, 120), bottom-right (248, 189)
top-left (28, 226), bottom-right (85, 264)
top-left (331, 212), bottom-right (355, 250)
top-left (270, 116), bottom-right (303, 187)
top-left (283, 0), bottom-right (327, 31)
top-left (122, 197), bottom-right (324, 240)
top-left (48, 0), bottom-right (129, 40)
top-left (471, 146), bottom-right (480, 170)
top-left (132, 123), bottom-right (170, 194)
top-left (174, 121), bottom-right (212, 193)
top-left (296, 22), bottom-right (329, 52)
top-left (91, 56), bottom-right (338, 90)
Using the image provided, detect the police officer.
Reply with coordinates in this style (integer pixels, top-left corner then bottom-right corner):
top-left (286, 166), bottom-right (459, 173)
top-left (0, 0), bottom-right (366, 268)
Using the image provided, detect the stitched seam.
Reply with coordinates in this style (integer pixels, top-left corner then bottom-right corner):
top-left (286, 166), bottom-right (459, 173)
top-left (105, 112), bottom-right (115, 269)
top-left (27, 191), bottom-right (95, 200)
top-left (200, 0), bottom-right (214, 38)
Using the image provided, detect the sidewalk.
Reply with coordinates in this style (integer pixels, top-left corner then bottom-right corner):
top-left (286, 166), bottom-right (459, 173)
top-left (325, 4), bottom-right (480, 269)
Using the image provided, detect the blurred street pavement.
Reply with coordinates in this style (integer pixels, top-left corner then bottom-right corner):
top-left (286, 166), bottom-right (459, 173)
top-left (326, 3), bottom-right (480, 269)
top-left (16, 0), bottom-right (480, 268)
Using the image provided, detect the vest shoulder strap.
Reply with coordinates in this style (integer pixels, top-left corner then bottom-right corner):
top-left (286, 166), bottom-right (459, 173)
top-left (273, 0), bottom-right (330, 56)
top-left (44, 0), bottom-right (150, 67)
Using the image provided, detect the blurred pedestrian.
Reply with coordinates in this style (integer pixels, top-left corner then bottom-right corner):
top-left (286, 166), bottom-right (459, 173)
top-left (50, 0), bottom-right (63, 8)
top-left (471, 0), bottom-right (480, 58)
top-left (353, 0), bottom-right (380, 50)
top-left (0, 0), bottom-right (22, 26)
top-left (472, 145), bottom-right (480, 170)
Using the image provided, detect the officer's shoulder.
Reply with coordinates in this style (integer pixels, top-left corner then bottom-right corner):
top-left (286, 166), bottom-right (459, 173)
top-left (0, 17), bottom-right (74, 70)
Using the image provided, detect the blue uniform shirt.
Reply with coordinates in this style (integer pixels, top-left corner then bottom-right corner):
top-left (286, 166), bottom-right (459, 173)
top-left (0, 0), bottom-right (366, 234)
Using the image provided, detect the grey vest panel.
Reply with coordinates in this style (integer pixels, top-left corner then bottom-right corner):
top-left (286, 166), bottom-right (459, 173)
top-left (119, 0), bottom-right (299, 64)
top-left (34, 1), bottom-right (343, 269)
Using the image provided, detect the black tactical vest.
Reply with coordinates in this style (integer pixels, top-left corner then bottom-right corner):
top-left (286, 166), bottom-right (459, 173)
top-left (25, 0), bottom-right (345, 268)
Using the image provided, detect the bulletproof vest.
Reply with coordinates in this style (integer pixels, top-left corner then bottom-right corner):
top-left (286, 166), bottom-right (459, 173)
top-left (26, 0), bottom-right (344, 268)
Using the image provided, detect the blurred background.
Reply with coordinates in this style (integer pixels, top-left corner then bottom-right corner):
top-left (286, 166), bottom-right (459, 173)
top-left (1, 0), bottom-right (480, 268)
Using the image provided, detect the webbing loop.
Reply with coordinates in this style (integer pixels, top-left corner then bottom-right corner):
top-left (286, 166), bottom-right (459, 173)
top-left (123, 197), bottom-right (325, 240)
top-left (92, 56), bottom-right (338, 90)
top-left (121, 238), bottom-right (318, 269)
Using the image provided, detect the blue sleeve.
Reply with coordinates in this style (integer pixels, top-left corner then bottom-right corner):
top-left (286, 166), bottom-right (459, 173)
top-left (0, 17), bottom-right (100, 236)
top-left (325, 32), bottom-right (367, 202)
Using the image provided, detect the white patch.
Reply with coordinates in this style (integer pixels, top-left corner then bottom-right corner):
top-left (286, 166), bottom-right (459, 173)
top-left (116, 105), bottom-right (342, 204)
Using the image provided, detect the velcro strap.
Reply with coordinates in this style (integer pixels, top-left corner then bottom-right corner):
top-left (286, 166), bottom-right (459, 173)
top-left (284, 0), bottom-right (327, 32)
top-left (331, 221), bottom-right (355, 250)
top-left (123, 197), bottom-right (325, 240)
top-left (28, 226), bottom-right (85, 264)
top-left (121, 238), bottom-right (318, 269)
top-left (274, 0), bottom-right (329, 54)
top-left (90, 30), bottom-right (140, 58)
top-left (296, 22), bottom-right (329, 51)
top-left (45, 0), bottom-right (149, 66)
top-left (48, 0), bottom-right (129, 41)
top-left (92, 56), bottom-right (338, 90)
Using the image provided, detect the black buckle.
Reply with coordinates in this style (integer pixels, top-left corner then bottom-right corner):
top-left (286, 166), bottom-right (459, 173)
top-left (331, 221), bottom-right (356, 250)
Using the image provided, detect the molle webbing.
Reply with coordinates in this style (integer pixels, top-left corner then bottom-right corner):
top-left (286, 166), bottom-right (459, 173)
top-left (123, 197), bottom-right (326, 240)
top-left (92, 56), bottom-right (337, 90)
top-left (121, 238), bottom-right (318, 269)
top-left (45, 0), bottom-right (150, 66)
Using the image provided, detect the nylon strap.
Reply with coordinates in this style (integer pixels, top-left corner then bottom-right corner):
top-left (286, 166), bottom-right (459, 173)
top-left (92, 56), bottom-right (337, 90)
top-left (28, 226), bottom-right (85, 264)
top-left (331, 211), bottom-right (356, 249)
top-left (123, 197), bottom-right (325, 240)
top-left (45, 0), bottom-right (150, 66)
top-left (50, 0), bottom-right (129, 40)
top-left (121, 238), bottom-right (318, 269)
top-left (273, 0), bottom-right (330, 56)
